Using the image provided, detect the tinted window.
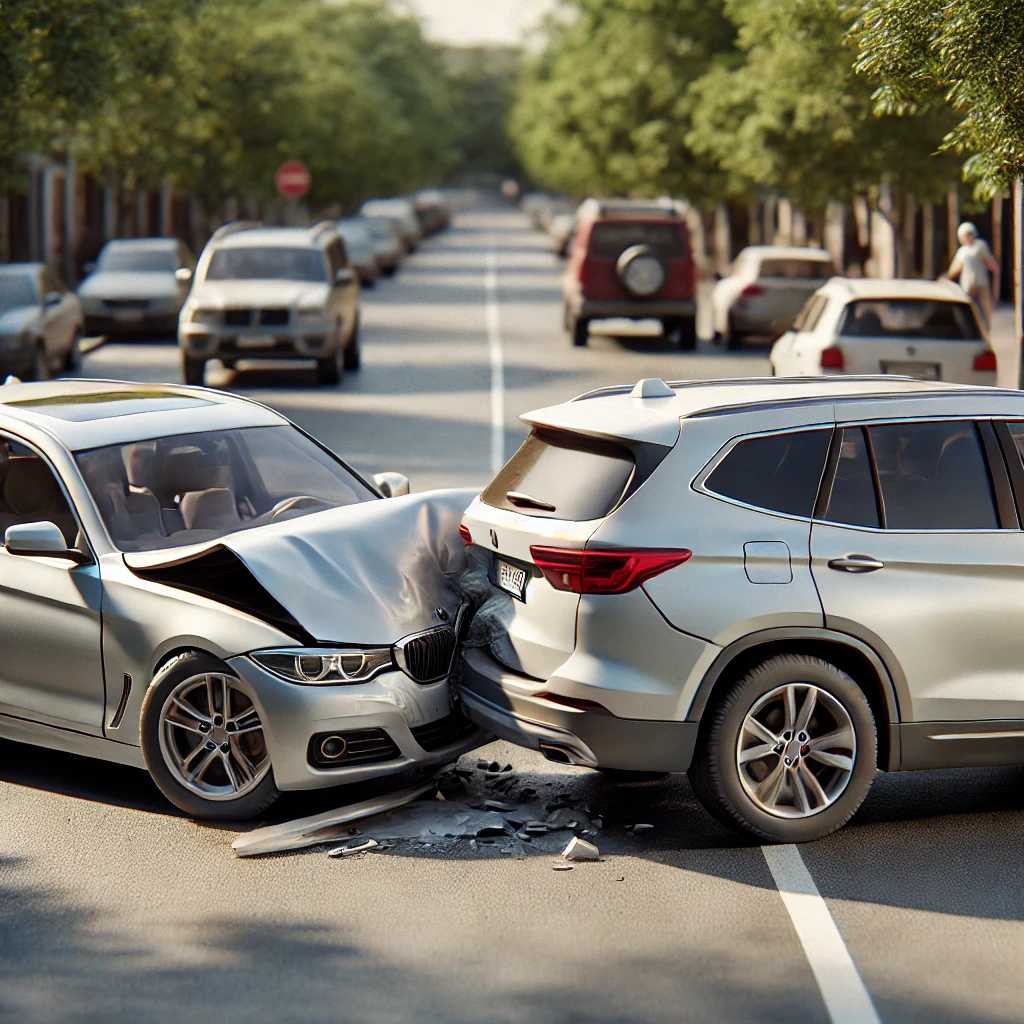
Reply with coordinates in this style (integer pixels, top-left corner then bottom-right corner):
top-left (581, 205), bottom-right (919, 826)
top-left (1004, 423), bottom-right (1024, 469)
top-left (794, 295), bottom-right (827, 332)
top-left (99, 248), bottom-right (176, 273)
top-left (758, 259), bottom-right (834, 279)
top-left (589, 222), bottom-right (684, 259)
top-left (482, 430), bottom-right (636, 521)
top-left (706, 430), bottom-right (831, 517)
top-left (0, 436), bottom-right (78, 547)
top-left (869, 421), bottom-right (996, 530)
top-left (823, 428), bottom-right (878, 528)
top-left (0, 274), bottom-right (37, 311)
top-left (206, 247), bottom-right (326, 282)
top-left (838, 300), bottom-right (981, 340)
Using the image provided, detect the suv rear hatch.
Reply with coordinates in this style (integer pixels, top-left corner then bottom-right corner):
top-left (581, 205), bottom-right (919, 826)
top-left (461, 422), bottom-right (674, 679)
top-left (581, 218), bottom-right (694, 302)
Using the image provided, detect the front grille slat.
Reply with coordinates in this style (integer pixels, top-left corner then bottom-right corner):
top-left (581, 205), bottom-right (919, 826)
top-left (397, 626), bottom-right (457, 683)
top-left (410, 709), bottom-right (475, 752)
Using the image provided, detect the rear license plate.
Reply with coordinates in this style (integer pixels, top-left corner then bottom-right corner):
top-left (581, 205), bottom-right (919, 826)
top-left (496, 558), bottom-right (528, 602)
top-left (881, 360), bottom-right (940, 381)
top-left (237, 334), bottom-right (275, 349)
top-left (112, 308), bottom-right (143, 322)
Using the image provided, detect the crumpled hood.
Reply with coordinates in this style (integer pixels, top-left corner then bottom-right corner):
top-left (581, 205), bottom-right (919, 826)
top-left (126, 489), bottom-right (475, 645)
top-left (78, 272), bottom-right (178, 301)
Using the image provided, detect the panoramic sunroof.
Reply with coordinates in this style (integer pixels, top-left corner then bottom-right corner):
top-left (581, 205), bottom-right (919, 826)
top-left (9, 391), bottom-right (214, 422)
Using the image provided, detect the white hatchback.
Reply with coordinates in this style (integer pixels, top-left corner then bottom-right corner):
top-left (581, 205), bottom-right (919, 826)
top-left (769, 278), bottom-right (996, 385)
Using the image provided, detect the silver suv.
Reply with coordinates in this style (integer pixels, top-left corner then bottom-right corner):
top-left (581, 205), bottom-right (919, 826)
top-left (178, 222), bottom-right (360, 387)
top-left (460, 375), bottom-right (1024, 843)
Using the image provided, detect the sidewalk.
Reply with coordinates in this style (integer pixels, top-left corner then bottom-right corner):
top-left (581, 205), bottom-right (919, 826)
top-left (991, 301), bottom-right (1018, 388)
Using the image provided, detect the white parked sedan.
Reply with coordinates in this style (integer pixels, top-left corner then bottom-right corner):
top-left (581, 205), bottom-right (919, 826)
top-left (713, 245), bottom-right (837, 347)
top-left (769, 278), bottom-right (996, 385)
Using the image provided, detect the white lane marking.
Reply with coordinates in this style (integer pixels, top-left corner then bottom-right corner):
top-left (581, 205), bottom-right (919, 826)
top-left (762, 844), bottom-right (881, 1024)
top-left (484, 249), bottom-right (504, 474)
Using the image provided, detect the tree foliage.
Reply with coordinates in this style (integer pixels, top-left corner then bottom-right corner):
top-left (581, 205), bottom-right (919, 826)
top-left (850, 0), bottom-right (1024, 193)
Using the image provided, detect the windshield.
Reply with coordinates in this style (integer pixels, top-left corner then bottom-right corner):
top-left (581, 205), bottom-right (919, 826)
top-left (758, 258), bottom-right (834, 279)
top-left (76, 425), bottom-right (376, 551)
top-left (99, 248), bottom-right (176, 273)
top-left (838, 299), bottom-right (981, 340)
top-left (206, 247), bottom-right (326, 282)
top-left (0, 274), bottom-right (37, 311)
top-left (589, 221), bottom-right (683, 259)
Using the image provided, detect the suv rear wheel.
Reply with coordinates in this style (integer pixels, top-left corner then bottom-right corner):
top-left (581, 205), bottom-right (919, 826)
top-left (571, 316), bottom-right (590, 347)
top-left (689, 654), bottom-right (876, 843)
top-left (663, 317), bottom-right (697, 351)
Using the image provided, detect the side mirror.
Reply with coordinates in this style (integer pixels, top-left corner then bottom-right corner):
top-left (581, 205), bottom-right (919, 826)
top-left (82, 262), bottom-right (96, 275)
top-left (44, 291), bottom-right (62, 307)
top-left (5, 522), bottom-right (89, 564)
top-left (373, 471), bottom-right (410, 498)
top-left (334, 267), bottom-right (356, 286)
top-left (175, 267), bottom-right (193, 283)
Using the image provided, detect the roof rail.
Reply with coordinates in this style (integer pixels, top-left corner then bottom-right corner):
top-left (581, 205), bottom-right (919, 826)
top-left (309, 220), bottom-right (340, 239)
top-left (209, 220), bottom-right (263, 242)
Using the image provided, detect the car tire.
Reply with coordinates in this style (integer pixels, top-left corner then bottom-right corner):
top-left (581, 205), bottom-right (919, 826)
top-left (676, 316), bottom-right (697, 351)
top-left (64, 328), bottom-right (82, 371)
top-left (382, 265), bottom-right (397, 278)
top-left (688, 654), bottom-right (876, 843)
top-left (725, 316), bottom-right (745, 350)
top-left (140, 651), bottom-right (280, 821)
top-left (26, 342), bottom-right (48, 382)
top-left (572, 317), bottom-right (590, 347)
top-left (316, 347), bottom-right (344, 386)
top-left (343, 316), bottom-right (361, 371)
top-left (182, 355), bottom-right (206, 386)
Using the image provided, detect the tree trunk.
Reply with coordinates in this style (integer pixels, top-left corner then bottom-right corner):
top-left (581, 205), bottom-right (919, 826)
top-left (946, 186), bottom-right (960, 265)
top-left (921, 202), bottom-right (935, 279)
top-left (1014, 179), bottom-right (1023, 388)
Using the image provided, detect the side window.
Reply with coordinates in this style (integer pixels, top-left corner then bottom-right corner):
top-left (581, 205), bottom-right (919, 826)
top-left (794, 295), bottom-right (827, 333)
top-left (869, 421), bottom-right (997, 530)
top-left (1003, 423), bottom-right (1024, 467)
top-left (705, 429), bottom-right (831, 517)
top-left (0, 437), bottom-right (79, 546)
top-left (822, 428), bottom-right (879, 528)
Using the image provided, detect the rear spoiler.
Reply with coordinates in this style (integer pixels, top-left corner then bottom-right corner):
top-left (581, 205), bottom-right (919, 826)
top-left (520, 401), bottom-right (680, 448)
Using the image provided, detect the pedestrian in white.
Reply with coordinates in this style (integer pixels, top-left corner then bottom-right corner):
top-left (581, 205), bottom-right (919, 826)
top-left (946, 221), bottom-right (1000, 331)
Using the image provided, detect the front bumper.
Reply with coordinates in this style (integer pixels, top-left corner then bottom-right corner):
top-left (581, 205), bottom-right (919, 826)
top-left (179, 320), bottom-right (338, 360)
top-left (576, 298), bottom-right (696, 321)
top-left (459, 647), bottom-right (697, 772)
top-left (228, 657), bottom-right (489, 790)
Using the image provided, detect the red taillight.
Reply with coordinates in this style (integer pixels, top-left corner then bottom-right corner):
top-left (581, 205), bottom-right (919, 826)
top-left (458, 524), bottom-right (473, 545)
top-left (740, 283), bottom-right (765, 298)
top-left (529, 545), bottom-right (692, 595)
top-left (534, 692), bottom-right (612, 715)
top-left (820, 346), bottom-right (845, 370)
top-left (974, 350), bottom-right (997, 372)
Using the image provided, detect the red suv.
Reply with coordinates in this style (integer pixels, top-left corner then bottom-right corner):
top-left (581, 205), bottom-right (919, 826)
top-left (563, 199), bottom-right (697, 349)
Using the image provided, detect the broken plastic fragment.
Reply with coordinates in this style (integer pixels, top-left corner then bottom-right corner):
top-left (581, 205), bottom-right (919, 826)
top-left (483, 799), bottom-right (518, 812)
top-left (561, 836), bottom-right (600, 861)
top-left (633, 823), bottom-right (654, 833)
top-left (553, 863), bottom-right (574, 871)
top-left (328, 839), bottom-right (379, 857)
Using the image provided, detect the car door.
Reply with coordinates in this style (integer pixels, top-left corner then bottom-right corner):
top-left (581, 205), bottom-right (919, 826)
top-left (810, 413), bottom-right (1024, 732)
top-left (41, 268), bottom-right (75, 362)
top-left (0, 434), bottom-right (105, 733)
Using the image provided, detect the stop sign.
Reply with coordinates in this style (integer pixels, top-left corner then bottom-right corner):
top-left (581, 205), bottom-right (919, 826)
top-left (275, 160), bottom-right (311, 198)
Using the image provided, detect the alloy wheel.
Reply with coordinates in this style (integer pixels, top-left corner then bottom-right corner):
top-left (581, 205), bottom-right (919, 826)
top-left (736, 682), bottom-right (856, 819)
top-left (158, 672), bottom-right (270, 801)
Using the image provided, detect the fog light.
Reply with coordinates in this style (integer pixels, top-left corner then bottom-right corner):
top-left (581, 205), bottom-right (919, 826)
top-left (318, 735), bottom-right (348, 761)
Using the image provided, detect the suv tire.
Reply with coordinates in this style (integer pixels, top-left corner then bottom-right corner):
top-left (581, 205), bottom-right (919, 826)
top-left (343, 315), bottom-right (361, 371)
top-left (140, 651), bottom-right (280, 820)
top-left (182, 356), bottom-right (206, 386)
top-left (725, 315), bottom-right (746, 350)
top-left (316, 347), bottom-right (344, 386)
top-left (572, 317), bottom-right (590, 347)
top-left (676, 316), bottom-right (697, 351)
top-left (689, 654), bottom-right (876, 843)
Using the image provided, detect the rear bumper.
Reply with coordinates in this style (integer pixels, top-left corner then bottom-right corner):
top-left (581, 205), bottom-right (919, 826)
top-left (576, 299), bottom-right (696, 321)
top-left (459, 647), bottom-right (697, 772)
top-left (86, 313), bottom-right (180, 335)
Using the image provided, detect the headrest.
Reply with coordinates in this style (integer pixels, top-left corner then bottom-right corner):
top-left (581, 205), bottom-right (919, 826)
top-left (4, 458), bottom-right (60, 515)
top-left (157, 449), bottom-right (231, 498)
top-left (180, 488), bottom-right (240, 531)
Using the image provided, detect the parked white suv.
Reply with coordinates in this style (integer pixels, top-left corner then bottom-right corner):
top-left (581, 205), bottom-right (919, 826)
top-left (770, 278), bottom-right (995, 384)
top-left (460, 374), bottom-right (1024, 842)
top-left (178, 222), bottom-right (360, 387)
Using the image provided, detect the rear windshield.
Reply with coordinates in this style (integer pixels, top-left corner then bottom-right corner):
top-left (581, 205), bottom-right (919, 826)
top-left (758, 258), bottom-right (834, 279)
top-left (482, 430), bottom-right (635, 521)
top-left (206, 247), bottom-right (326, 282)
top-left (0, 274), bottom-right (36, 311)
top-left (838, 300), bottom-right (981, 340)
top-left (589, 221), bottom-right (683, 260)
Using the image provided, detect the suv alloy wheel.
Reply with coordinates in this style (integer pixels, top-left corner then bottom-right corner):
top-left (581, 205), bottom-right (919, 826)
top-left (689, 654), bottom-right (877, 843)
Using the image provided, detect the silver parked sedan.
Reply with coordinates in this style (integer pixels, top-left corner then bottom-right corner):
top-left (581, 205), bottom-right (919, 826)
top-left (0, 379), bottom-right (484, 819)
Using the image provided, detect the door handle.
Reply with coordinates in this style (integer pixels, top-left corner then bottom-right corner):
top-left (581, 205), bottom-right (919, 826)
top-left (827, 554), bottom-right (884, 573)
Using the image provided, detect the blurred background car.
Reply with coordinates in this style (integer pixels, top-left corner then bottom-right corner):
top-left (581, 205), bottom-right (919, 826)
top-left (360, 217), bottom-right (404, 277)
top-left (411, 189), bottom-right (451, 235)
top-left (712, 245), bottom-right (837, 348)
top-left (178, 221), bottom-right (360, 387)
top-left (0, 263), bottom-right (83, 380)
top-left (336, 218), bottom-right (381, 287)
top-left (548, 212), bottom-right (575, 257)
top-left (78, 238), bottom-right (196, 338)
top-left (359, 198), bottom-right (422, 253)
top-left (564, 197), bottom-right (697, 349)
top-left (769, 277), bottom-right (996, 384)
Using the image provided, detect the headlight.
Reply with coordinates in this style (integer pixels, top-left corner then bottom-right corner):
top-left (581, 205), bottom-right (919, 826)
top-left (182, 307), bottom-right (219, 324)
top-left (251, 647), bottom-right (394, 684)
top-left (295, 306), bottom-right (326, 323)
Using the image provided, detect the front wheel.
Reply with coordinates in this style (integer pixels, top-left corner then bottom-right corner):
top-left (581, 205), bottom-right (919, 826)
top-left (140, 651), bottom-right (279, 820)
top-left (182, 355), bottom-right (206, 386)
top-left (688, 654), bottom-right (876, 843)
top-left (343, 315), bottom-right (361, 370)
top-left (315, 347), bottom-right (344, 385)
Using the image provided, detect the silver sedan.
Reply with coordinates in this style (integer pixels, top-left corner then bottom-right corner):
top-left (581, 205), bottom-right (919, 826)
top-left (0, 378), bottom-right (485, 819)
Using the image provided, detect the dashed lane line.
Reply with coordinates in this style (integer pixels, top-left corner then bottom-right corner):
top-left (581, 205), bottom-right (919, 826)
top-left (484, 249), bottom-right (504, 475)
top-left (763, 844), bottom-right (881, 1024)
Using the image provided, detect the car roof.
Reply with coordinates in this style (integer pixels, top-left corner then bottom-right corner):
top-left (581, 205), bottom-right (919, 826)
top-left (523, 376), bottom-right (1010, 447)
top-left (214, 227), bottom-right (328, 249)
top-left (0, 263), bottom-right (41, 275)
top-left (0, 379), bottom-right (285, 451)
top-left (741, 245), bottom-right (832, 261)
top-left (101, 238), bottom-right (178, 251)
top-left (820, 277), bottom-right (968, 301)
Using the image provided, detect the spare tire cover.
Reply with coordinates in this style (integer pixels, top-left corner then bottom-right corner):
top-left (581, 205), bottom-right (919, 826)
top-left (616, 244), bottom-right (666, 297)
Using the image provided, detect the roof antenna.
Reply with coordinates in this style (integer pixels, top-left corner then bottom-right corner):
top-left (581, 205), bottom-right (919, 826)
top-left (2, 375), bottom-right (21, 386)
top-left (630, 378), bottom-right (675, 399)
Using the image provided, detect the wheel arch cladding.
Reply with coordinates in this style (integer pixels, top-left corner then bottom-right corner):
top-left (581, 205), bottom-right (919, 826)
top-left (690, 634), bottom-right (899, 771)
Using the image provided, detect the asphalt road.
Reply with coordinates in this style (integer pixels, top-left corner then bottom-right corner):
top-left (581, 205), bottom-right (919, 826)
top-left (3, 205), bottom-right (1024, 1024)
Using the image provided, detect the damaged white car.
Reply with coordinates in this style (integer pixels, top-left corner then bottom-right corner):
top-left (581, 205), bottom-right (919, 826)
top-left (0, 379), bottom-right (485, 818)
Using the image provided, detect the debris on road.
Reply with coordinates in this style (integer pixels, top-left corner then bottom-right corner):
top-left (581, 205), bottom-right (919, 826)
top-left (561, 836), bottom-right (600, 861)
top-left (328, 839), bottom-right (379, 857)
top-left (552, 863), bottom-right (574, 871)
top-left (632, 823), bottom-right (654, 834)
